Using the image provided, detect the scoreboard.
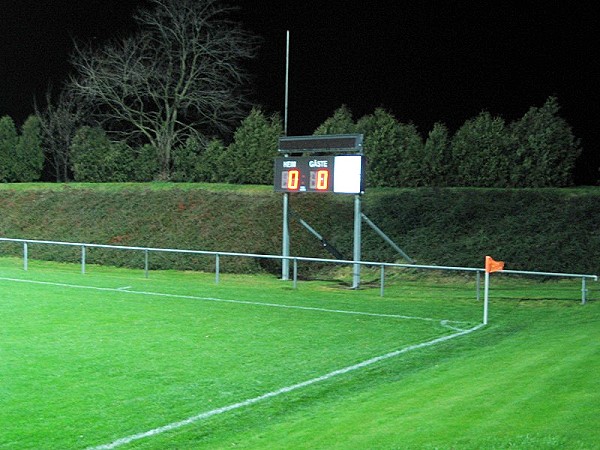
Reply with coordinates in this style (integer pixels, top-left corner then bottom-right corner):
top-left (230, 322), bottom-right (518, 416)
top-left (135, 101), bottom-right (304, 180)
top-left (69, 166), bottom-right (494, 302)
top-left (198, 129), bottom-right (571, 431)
top-left (274, 155), bottom-right (364, 194)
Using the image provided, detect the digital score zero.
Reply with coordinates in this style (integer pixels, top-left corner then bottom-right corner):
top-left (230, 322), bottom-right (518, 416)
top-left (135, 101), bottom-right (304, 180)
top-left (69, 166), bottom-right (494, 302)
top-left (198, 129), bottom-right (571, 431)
top-left (274, 155), bottom-right (364, 194)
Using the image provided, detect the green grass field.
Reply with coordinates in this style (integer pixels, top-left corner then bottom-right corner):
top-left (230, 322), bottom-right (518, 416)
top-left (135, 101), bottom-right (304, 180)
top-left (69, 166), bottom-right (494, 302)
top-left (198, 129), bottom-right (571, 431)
top-left (1, 257), bottom-right (598, 449)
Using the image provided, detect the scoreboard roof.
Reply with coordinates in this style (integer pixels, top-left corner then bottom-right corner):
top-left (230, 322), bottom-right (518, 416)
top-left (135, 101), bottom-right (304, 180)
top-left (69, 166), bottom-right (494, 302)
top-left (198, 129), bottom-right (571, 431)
top-left (278, 134), bottom-right (363, 154)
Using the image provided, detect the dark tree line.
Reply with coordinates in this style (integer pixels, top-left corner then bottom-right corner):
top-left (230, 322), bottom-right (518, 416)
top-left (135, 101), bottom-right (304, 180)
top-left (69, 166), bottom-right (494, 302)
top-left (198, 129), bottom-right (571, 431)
top-left (0, 0), bottom-right (588, 187)
top-left (0, 96), bottom-right (586, 187)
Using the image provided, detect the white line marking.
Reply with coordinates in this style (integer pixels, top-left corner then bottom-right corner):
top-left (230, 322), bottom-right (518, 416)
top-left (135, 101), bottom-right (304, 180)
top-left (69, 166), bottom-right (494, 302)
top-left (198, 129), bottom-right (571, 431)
top-left (440, 319), bottom-right (469, 332)
top-left (116, 286), bottom-right (132, 291)
top-left (87, 323), bottom-right (484, 449)
top-left (0, 276), bottom-right (468, 326)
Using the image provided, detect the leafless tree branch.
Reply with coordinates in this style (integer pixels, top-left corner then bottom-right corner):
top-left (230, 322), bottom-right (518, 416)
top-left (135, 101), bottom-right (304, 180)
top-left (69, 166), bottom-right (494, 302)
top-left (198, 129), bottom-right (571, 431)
top-left (34, 87), bottom-right (88, 181)
top-left (69, 0), bottom-right (258, 178)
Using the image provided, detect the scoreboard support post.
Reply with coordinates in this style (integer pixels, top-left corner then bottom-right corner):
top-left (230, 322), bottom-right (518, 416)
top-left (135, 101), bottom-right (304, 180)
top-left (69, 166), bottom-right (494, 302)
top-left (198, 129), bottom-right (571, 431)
top-left (352, 194), bottom-right (362, 289)
top-left (281, 193), bottom-right (290, 280)
top-left (275, 134), bottom-right (365, 288)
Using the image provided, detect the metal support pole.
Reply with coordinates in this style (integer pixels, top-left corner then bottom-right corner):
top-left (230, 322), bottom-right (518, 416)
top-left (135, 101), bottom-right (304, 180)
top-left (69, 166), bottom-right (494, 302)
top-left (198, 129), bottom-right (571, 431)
top-left (215, 254), bottom-right (220, 284)
top-left (352, 194), bottom-right (362, 289)
top-left (581, 277), bottom-right (587, 305)
top-left (144, 249), bottom-right (149, 278)
top-left (293, 258), bottom-right (298, 289)
top-left (23, 242), bottom-right (28, 271)
top-left (380, 264), bottom-right (385, 297)
top-left (289, 209), bottom-right (344, 259)
top-left (361, 213), bottom-right (413, 263)
top-left (476, 271), bottom-right (481, 301)
top-left (81, 245), bottom-right (86, 274)
top-left (282, 193), bottom-right (290, 280)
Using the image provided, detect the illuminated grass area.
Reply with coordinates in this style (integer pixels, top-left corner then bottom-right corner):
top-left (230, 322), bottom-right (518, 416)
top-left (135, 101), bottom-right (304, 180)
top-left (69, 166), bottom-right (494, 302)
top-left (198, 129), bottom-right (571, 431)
top-left (0, 257), bottom-right (597, 449)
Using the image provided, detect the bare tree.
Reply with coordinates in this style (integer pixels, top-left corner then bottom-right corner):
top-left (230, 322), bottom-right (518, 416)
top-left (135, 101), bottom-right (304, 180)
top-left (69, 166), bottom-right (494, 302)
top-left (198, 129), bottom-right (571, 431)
top-left (69, 0), bottom-right (258, 179)
top-left (34, 88), bottom-right (87, 182)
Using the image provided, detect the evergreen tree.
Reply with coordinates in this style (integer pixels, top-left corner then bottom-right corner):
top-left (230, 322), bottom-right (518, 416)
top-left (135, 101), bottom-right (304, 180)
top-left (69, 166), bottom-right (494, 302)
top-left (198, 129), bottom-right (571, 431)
top-left (423, 122), bottom-right (452, 186)
top-left (14, 115), bottom-right (44, 182)
top-left (510, 96), bottom-right (581, 187)
top-left (0, 116), bottom-right (18, 182)
top-left (357, 109), bottom-right (424, 187)
top-left (224, 108), bottom-right (282, 184)
top-left (450, 111), bottom-right (514, 187)
top-left (314, 105), bottom-right (357, 135)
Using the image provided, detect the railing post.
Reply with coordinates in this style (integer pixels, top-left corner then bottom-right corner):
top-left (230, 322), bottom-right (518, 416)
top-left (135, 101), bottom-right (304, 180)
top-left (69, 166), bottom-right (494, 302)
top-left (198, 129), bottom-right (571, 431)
top-left (81, 245), bottom-right (86, 274)
top-left (144, 249), bottom-right (149, 278)
top-left (23, 242), bottom-right (28, 271)
top-left (581, 277), bottom-right (587, 305)
top-left (476, 271), bottom-right (481, 301)
top-left (215, 254), bottom-right (220, 284)
top-left (380, 264), bottom-right (385, 297)
top-left (293, 258), bottom-right (298, 289)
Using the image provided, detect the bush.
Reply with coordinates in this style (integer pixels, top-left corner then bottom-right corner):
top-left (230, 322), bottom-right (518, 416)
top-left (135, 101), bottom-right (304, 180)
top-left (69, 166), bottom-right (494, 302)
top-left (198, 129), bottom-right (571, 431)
top-left (362, 188), bottom-right (600, 275)
top-left (195, 139), bottom-right (228, 182)
top-left (171, 138), bottom-right (203, 182)
top-left (70, 127), bottom-right (133, 182)
top-left (131, 144), bottom-right (160, 181)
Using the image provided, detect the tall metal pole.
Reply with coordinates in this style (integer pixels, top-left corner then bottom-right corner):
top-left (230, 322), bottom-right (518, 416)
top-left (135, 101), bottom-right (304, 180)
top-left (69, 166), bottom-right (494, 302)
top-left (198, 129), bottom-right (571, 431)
top-left (352, 194), bottom-right (362, 288)
top-left (483, 271), bottom-right (490, 325)
top-left (281, 31), bottom-right (291, 280)
top-left (284, 30), bottom-right (290, 136)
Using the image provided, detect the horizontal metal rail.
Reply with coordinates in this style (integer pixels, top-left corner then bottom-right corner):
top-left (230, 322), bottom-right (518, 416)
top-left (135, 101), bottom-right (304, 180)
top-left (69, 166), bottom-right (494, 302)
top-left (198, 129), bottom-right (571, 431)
top-left (0, 237), bottom-right (597, 303)
top-left (0, 237), bottom-right (485, 271)
top-left (499, 269), bottom-right (597, 280)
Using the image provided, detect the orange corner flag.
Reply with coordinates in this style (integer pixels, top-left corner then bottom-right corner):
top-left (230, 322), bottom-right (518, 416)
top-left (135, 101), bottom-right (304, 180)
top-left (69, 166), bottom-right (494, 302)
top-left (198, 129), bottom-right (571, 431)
top-left (485, 256), bottom-right (504, 273)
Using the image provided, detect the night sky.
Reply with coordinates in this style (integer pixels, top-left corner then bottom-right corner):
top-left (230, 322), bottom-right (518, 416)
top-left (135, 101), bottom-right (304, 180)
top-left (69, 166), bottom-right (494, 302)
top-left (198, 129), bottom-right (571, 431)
top-left (1, 1), bottom-right (597, 183)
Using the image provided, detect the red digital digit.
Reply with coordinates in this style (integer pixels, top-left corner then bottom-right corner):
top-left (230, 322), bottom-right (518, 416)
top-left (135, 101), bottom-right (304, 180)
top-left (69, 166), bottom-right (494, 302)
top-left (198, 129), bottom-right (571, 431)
top-left (287, 169), bottom-right (300, 190)
top-left (316, 169), bottom-right (329, 190)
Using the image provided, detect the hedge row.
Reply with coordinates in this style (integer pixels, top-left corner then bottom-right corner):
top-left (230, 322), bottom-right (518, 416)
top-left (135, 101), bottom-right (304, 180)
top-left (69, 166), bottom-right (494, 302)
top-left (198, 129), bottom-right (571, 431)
top-left (0, 185), bottom-right (597, 276)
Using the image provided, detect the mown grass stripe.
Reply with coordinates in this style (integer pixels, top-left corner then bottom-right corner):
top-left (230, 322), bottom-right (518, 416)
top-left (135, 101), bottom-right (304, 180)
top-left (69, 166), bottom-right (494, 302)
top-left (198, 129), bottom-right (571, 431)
top-left (87, 323), bottom-right (484, 449)
top-left (0, 276), bottom-right (465, 325)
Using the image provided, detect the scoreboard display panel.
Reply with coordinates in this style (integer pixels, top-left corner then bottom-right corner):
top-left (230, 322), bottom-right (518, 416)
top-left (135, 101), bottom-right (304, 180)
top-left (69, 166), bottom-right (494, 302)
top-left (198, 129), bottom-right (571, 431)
top-left (274, 155), bottom-right (364, 194)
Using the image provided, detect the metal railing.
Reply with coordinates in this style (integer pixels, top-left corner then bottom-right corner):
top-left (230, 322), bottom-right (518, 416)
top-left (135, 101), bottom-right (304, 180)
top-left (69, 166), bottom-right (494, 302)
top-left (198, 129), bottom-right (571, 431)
top-left (0, 237), bottom-right (597, 303)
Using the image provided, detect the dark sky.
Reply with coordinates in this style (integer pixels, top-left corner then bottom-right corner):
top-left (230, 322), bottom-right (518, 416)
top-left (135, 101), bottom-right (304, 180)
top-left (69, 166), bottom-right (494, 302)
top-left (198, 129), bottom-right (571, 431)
top-left (1, 1), bottom-right (597, 183)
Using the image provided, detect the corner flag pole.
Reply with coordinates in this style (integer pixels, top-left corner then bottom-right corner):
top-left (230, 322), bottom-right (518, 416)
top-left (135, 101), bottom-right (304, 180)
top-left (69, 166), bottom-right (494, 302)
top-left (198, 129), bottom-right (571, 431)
top-left (483, 270), bottom-right (490, 325)
top-left (483, 256), bottom-right (505, 325)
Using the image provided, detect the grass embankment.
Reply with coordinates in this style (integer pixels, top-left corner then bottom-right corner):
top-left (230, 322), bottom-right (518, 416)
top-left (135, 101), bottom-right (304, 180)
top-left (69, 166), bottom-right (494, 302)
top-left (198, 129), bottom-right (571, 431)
top-left (0, 182), bottom-right (598, 275)
top-left (0, 257), bottom-right (597, 449)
